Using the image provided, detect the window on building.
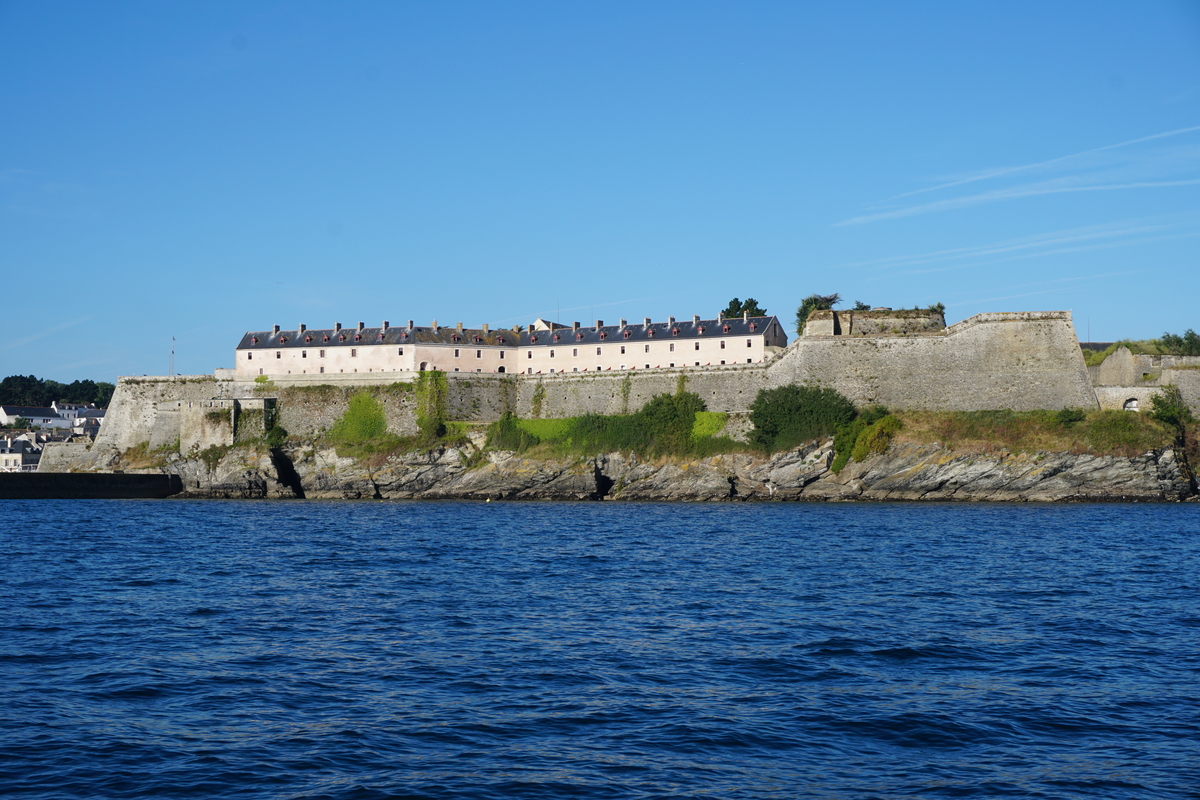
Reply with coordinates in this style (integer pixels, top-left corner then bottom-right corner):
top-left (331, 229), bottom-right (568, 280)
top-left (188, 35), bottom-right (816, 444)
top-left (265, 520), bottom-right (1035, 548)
top-left (247, 353), bottom-right (252, 360)
top-left (573, 348), bottom-right (578, 357)
top-left (499, 351), bottom-right (505, 359)
top-left (620, 346), bottom-right (626, 354)
top-left (527, 351), bottom-right (532, 359)
top-left (351, 349), bottom-right (357, 357)
top-left (320, 350), bottom-right (326, 358)
top-left (454, 349), bottom-right (460, 358)
top-left (670, 343), bottom-right (675, 352)
top-left (476, 350), bottom-right (482, 358)
top-left (720, 341), bottom-right (726, 350)
top-left (747, 339), bottom-right (752, 347)
top-left (398, 348), bottom-right (404, 355)
top-left (596, 347), bottom-right (602, 356)
top-left (644, 345), bottom-right (650, 353)
top-left (301, 351), bottom-right (307, 358)
top-left (319, 366), bottom-right (325, 373)
top-left (747, 358), bottom-right (752, 363)
top-left (276, 352), bottom-right (281, 359)
top-left (669, 362), bottom-right (675, 367)
top-left (694, 342), bottom-right (700, 350)
top-left (550, 350), bottom-right (555, 358)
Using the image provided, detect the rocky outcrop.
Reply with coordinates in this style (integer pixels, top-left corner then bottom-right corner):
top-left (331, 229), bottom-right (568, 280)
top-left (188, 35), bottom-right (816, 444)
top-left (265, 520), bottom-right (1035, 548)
top-left (135, 438), bottom-right (1195, 502)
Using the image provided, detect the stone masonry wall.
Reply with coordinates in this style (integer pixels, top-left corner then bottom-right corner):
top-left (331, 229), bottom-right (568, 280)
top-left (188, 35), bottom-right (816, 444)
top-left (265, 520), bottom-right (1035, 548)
top-left (771, 312), bottom-right (1096, 411)
top-left (49, 312), bottom-right (1102, 474)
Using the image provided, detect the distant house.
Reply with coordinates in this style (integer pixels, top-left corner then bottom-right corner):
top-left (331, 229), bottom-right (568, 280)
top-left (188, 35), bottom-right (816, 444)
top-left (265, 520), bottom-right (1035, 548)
top-left (0, 406), bottom-right (72, 430)
top-left (0, 436), bottom-right (40, 472)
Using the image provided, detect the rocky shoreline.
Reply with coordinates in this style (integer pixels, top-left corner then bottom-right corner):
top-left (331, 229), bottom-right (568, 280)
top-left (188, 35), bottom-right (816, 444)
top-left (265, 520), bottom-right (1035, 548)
top-left (138, 439), bottom-right (1197, 502)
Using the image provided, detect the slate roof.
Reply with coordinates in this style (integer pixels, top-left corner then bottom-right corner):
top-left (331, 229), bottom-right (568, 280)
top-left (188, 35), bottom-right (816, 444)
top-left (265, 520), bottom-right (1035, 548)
top-left (0, 406), bottom-right (62, 418)
top-left (236, 316), bottom-right (785, 350)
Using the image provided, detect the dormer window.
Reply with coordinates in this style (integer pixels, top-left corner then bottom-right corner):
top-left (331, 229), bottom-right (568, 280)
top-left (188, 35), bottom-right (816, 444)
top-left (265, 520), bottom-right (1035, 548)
top-left (749, 322), bottom-right (757, 331)
top-left (339, 334), bottom-right (346, 342)
top-left (575, 332), bottom-right (582, 341)
top-left (400, 332), bottom-right (408, 340)
top-left (354, 334), bottom-right (362, 342)
top-left (722, 324), bottom-right (731, 333)
top-left (452, 334), bottom-right (461, 343)
top-left (278, 336), bottom-right (288, 344)
top-left (623, 330), bottom-right (631, 338)
top-left (304, 335), bottom-right (312, 343)
top-left (497, 337), bottom-right (505, 344)
top-left (377, 332), bottom-right (384, 340)
top-left (323, 335), bottom-right (330, 342)
top-left (251, 337), bottom-right (259, 344)
top-left (697, 326), bottom-right (705, 334)
top-left (671, 328), bottom-right (679, 336)
top-left (530, 335), bottom-right (538, 343)
top-left (599, 331), bottom-right (607, 339)
top-left (647, 329), bottom-right (656, 337)
top-left (474, 336), bottom-right (482, 343)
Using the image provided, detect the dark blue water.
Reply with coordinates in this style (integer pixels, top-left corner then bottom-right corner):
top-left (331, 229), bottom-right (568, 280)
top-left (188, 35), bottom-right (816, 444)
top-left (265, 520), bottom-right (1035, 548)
top-left (2, 501), bottom-right (1198, 799)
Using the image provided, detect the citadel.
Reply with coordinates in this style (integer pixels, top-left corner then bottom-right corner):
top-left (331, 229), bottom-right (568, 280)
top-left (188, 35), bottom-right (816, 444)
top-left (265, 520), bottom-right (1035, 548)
top-left (40, 303), bottom-right (1200, 474)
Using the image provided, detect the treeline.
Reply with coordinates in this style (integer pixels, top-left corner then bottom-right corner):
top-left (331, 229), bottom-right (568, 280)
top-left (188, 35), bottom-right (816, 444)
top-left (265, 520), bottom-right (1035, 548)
top-left (0, 375), bottom-right (115, 408)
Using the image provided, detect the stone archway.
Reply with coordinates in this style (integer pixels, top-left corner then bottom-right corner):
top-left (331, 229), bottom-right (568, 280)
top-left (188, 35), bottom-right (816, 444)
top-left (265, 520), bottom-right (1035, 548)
top-left (419, 362), bottom-right (428, 371)
top-left (497, 366), bottom-right (506, 373)
top-left (1124, 398), bottom-right (1139, 411)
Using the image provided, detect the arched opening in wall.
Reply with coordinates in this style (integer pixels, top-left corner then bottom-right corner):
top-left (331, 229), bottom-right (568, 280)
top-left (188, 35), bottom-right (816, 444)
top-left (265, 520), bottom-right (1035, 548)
top-left (497, 366), bottom-right (506, 373)
top-left (1124, 398), bottom-right (1139, 411)
top-left (419, 362), bottom-right (428, 371)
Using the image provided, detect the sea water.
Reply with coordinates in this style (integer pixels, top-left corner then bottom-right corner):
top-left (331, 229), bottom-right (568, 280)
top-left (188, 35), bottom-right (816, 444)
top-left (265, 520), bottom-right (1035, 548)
top-left (2, 500), bottom-right (1198, 799)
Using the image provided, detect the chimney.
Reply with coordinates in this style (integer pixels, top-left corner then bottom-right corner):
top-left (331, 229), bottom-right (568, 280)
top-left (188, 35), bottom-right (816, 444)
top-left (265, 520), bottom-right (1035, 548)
top-left (572, 321), bottom-right (580, 332)
top-left (381, 320), bottom-right (389, 331)
top-left (272, 324), bottom-right (280, 334)
top-left (432, 319), bottom-right (439, 332)
top-left (718, 311), bottom-right (724, 322)
top-left (692, 315), bottom-right (699, 325)
top-left (512, 325), bottom-right (520, 332)
top-left (407, 320), bottom-right (414, 329)
top-left (357, 321), bottom-right (365, 332)
top-left (644, 317), bottom-right (651, 327)
top-left (456, 322), bottom-right (463, 332)
top-left (668, 316), bottom-right (675, 325)
top-left (743, 311), bottom-right (749, 322)
top-left (299, 323), bottom-right (306, 333)
top-left (619, 318), bottom-right (627, 329)
top-left (595, 319), bottom-right (603, 330)
top-left (334, 322), bottom-right (342, 331)
top-left (482, 323), bottom-right (489, 333)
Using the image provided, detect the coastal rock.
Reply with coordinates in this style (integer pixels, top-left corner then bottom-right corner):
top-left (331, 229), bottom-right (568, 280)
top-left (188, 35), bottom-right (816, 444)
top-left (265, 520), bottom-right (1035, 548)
top-left (50, 436), bottom-right (1197, 503)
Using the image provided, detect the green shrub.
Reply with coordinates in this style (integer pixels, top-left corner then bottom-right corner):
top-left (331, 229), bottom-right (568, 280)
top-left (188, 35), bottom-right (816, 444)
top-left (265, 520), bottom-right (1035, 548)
top-left (1081, 411), bottom-right (1172, 456)
top-left (692, 411), bottom-right (728, 440)
top-left (328, 393), bottom-right (388, 444)
top-left (850, 415), bottom-right (902, 463)
top-left (750, 384), bottom-right (856, 452)
top-left (1054, 408), bottom-right (1087, 427)
top-left (830, 406), bottom-right (892, 473)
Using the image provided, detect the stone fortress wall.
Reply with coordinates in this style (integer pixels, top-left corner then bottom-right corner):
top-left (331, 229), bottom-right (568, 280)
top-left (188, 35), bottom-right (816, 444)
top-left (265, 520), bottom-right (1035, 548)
top-left (43, 309), bottom-right (1199, 472)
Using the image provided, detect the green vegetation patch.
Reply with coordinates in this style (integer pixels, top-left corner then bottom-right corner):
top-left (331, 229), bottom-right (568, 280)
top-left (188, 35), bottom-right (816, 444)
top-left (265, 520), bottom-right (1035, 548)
top-left (749, 384), bottom-right (856, 452)
top-left (485, 391), bottom-right (747, 458)
top-left (692, 411), bottom-right (728, 440)
top-left (894, 408), bottom-right (1174, 459)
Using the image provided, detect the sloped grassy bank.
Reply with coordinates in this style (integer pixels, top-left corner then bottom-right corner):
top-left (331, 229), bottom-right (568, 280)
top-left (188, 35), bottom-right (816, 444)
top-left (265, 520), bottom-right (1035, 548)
top-left (109, 384), bottom-right (1197, 501)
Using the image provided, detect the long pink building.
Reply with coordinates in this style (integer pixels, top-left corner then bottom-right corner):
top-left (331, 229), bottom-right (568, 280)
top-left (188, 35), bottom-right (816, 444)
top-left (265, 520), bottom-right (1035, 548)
top-left (235, 314), bottom-right (788, 378)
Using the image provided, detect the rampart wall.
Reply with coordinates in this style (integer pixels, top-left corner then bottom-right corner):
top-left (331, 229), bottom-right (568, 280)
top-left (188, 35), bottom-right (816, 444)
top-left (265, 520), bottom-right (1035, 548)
top-left (54, 311), bottom-right (1104, 471)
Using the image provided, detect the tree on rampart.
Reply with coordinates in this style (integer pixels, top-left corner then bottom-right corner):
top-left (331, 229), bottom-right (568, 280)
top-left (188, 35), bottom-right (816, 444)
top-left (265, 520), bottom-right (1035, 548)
top-left (794, 293), bottom-right (840, 335)
top-left (1160, 329), bottom-right (1200, 356)
top-left (721, 297), bottom-right (767, 318)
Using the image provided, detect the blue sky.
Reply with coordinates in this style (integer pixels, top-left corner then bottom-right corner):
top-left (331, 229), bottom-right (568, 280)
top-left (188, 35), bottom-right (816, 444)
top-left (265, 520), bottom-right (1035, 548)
top-left (3, 1), bottom-right (1199, 381)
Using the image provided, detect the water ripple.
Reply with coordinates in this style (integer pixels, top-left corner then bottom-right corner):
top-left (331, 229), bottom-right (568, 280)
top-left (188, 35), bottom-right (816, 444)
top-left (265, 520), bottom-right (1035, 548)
top-left (1, 500), bottom-right (1198, 798)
